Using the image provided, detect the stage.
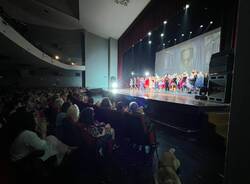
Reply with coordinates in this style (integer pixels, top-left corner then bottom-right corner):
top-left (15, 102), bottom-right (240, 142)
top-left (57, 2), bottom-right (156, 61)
top-left (105, 88), bottom-right (229, 109)
top-left (103, 88), bottom-right (230, 132)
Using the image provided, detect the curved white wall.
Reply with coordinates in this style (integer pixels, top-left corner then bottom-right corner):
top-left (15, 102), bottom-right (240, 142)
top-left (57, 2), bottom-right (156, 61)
top-left (0, 16), bottom-right (85, 71)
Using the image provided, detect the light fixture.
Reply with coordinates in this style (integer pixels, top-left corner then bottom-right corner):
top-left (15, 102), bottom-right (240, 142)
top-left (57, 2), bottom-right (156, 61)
top-left (111, 82), bottom-right (118, 89)
top-left (174, 38), bottom-right (177, 41)
top-left (181, 34), bottom-right (185, 37)
top-left (132, 44), bottom-right (134, 47)
top-left (148, 32), bottom-right (152, 36)
top-left (163, 20), bottom-right (167, 25)
top-left (163, 43), bottom-right (166, 46)
top-left (55, 55), bottom-right (60, 60)
top-left (71, 62), bottom-right (75, 65)
top-left (185, 4), bottom-right (190, 10)
top-left (168, 40), bottom-right (171, 43)
top-left (131, 71), bottom-right (135, 76)
top-left (140, 38), bottom-right (143, 42)
top-left (189, 31), bottom-right (193, 34)
top-left (145, 71), bottom-right (150, 77)
top-left (210, 21), bottom-right (213, 24)
top-left (148, 40), bottom-right (152, 44)
top-left (161, 33), bottom-right (164, 37)
top-left (114, 0), bottom-right (130, 6)
top-left (200, 25), bottom-right (204, 28)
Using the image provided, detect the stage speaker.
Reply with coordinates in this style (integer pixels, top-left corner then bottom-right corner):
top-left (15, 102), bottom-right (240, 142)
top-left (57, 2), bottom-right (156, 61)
top-left (207, 74), bottom-right (232, 103)
top-left (209, 50), bottom-right (234, 75)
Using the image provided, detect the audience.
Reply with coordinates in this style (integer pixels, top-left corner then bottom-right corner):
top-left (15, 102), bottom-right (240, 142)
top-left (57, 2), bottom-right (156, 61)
top-left (0, 87), bottom-right (161, 184)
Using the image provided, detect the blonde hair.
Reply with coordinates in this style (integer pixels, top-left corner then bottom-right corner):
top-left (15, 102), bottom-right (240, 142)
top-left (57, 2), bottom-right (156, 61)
top-left (67, 104), bottom-right (80, 122)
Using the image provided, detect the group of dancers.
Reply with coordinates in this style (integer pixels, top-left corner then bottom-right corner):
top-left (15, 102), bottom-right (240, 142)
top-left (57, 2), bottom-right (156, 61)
top-left (129, 70), bottom-right (208, 94)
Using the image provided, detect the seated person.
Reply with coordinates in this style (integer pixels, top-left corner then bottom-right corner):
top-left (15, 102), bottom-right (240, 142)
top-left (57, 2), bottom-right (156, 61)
top-left (116, 101), bottom-right (127, 113)
top-left (78, 107), bottom-right (115, 156)
top-left (61, 104), bottom-right (82, 146)
top-left (99, 97), bottom-right (112, 110)
top-left (55, 102), bottom-right (71, 140)
top-left (9, 110), bottom-right (72, 166)
top-left (128, 101), bottom-right (144, 115)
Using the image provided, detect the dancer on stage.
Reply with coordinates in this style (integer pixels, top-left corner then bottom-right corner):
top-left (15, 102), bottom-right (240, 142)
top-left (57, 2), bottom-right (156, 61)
top-left (129, 78), bottom-right (134, 89)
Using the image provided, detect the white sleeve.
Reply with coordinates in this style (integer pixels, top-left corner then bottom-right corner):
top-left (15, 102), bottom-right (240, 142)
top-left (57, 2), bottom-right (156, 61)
top-left (24, 131), bottom-right (48, 151)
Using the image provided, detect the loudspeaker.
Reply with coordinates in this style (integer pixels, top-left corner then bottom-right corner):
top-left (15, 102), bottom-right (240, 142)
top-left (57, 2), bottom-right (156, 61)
top-left (207, 74), bottom-right (232, 103)
top-left (209, 50), bottom-right (234, 75)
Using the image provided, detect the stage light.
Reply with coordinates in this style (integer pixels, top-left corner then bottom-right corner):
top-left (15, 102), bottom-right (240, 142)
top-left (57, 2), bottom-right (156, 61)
top-left (148, 32), bottom-right (152, 36)
top-left (131, 71), bottom-right (135, 76)
top-left (181, 34), bottom-right (185, 37)
top-left (55, 55), bottom-right (60, 60)
top-left (174, 38), bottom-right (177, 41)
top-left (189, 31), bottom-right (193, 34)
top-left (163, 43), bottom-right (165, 46)
top-left (145, 71), bottom-right (150, 77)
top-left (210, 21), bottom-right (213, 24)
top-left (163, 20), bottom-right (167, 25)
top-left (200, 25), bottom-right (204, 28)
top-left (111, 82), bottom-right (118, 89)
top-left (148, 40), bottom-right (152, 44)
top-left (160, 33), bottom-right (164, 37)
top-left (185, 4), bottom-right (190, 10)
top-left (71, 62), bottom-right (75, 65)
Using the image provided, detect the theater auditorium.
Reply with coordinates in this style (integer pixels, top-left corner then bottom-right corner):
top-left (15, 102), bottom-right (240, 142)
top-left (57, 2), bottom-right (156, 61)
top-left (0, 0), bottom-right (249, 184)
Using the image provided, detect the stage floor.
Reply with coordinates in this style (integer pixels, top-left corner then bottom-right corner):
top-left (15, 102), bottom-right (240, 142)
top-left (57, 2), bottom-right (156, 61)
top-left (105, 88), bottom-right (230, 108)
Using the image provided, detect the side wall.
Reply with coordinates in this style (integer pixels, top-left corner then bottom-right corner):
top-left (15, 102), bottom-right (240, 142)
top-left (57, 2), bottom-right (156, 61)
top-left (85, 32), bottom-right (109, 89)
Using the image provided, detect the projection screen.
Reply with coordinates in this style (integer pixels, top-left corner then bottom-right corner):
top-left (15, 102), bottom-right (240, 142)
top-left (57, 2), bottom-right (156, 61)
top-left (155, 28), bottom-right (221, 76)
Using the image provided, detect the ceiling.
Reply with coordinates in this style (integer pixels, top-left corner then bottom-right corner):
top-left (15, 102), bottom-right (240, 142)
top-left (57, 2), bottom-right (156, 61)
top-left (0, 0), bottom-right (151, 39)
top-left (79, 0), bottom-right (150, 39)
top-left (0, 0), bottom-right (82, 30)
top-left (0, 33), bottom-right (80, 73)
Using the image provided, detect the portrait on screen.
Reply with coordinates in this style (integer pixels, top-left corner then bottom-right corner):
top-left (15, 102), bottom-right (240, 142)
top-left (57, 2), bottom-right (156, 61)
top-left (180, 45), bottom-right (194, 73)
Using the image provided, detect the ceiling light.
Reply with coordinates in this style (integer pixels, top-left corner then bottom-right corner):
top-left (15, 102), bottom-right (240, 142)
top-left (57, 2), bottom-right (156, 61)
top-left (145, 71), bottom-right (150, 77)
top-left (148, 32), bottom-right (152, 36)
top-left (174, 38), bottom-right (177, 41)
top-left (161, 33), bottom-right (164, 37)
top-left (71, 62), bottom-right (75, 65)
top-left (140, 39), bottom-right (143, 42)
top-left (114, 0), bottom-right (130, 6)
top-left (55, 55), bottom-right (60, 60)
top-left (200, 25), bottom-right (204, 28)
top-left (189, 31), bottom-right (193, 34)
top-left (148, 40), bottom-right (152, 44)
top-left (163, 43), bottom-right (166, 46)
top-left (163, 20), bottom-right (167, 25)
top-left (210, 21), bottom-right (213, 24)
top-left (181, 34), bottom-right (185, 37)
top-left (185, 4), bottom-right (190, 10)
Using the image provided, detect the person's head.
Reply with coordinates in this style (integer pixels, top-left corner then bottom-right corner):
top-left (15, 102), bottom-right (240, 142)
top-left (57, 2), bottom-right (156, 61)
top-left (100, 97), bottom-right (112, 109)
top-left (67, 104), bottom-right (80, 122)
top-left (61, 102), bottom-right (71, 113)
top-left (128, 101), bottom-right (139, 114)
top-left (54, 98), bottom-right (64, 111)
top-left (116, 101), bottom-right (125, 112)
top-left (9, 109), bottom-right (37, 137)
top-left (88, 97), bottom-right (94, 105)
top-left (79, 107), bottom-right (94, 125)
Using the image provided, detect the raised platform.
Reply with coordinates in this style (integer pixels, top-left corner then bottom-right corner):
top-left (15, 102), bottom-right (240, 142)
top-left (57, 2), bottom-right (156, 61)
top-left (103, 88), bottom-right (230, 132)
top-left (105, 88), bottom-right (230, 111)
